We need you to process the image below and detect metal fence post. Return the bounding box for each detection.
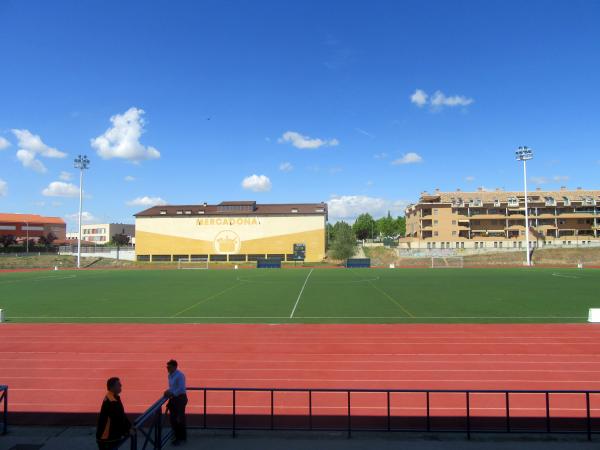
[270,390,274,430]
[203,389,207,429]
[154,407,161,450]
[387,391,391,431]
[309,390,313,430]
[586,392,592,441]
[466,392,471,440]
[505,391,510,433]
[232,390,236,438]
[347,391,351,438]
[426,391,430,432]
[545,392,551,433]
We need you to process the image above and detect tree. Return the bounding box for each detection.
[0,234,16,248]
[376,212,397,237]
[111,233,130,260]
[395,216,406,237]
[352,213,376,240]
[38,232,57,249]
[330,221,357,261]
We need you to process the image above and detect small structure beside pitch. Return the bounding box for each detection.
[588,309,600,323]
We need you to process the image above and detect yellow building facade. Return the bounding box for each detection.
[134,201,327,262]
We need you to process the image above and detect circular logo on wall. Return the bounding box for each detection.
[213,230,241,254]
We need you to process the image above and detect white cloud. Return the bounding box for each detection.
[553,175,569,182]
[329,166,343,174]
[0,179,7,196]
[430,90,474,107]
[355,128,375,138]
[42,181,80,197]
[11,129,66,173]
[465,176,475,182]
[91,107,160,162]
[373,152,388,159]
[241,174,272,192]
[328,195,407,222]
[278,131,339,149]
[126,196,167,207]
[279,162,294,172]
[392,152,423,165]
[124,175,136,182]
[410,89,428,107]
[531,176,549,185]
[0,136,10,150]
[410,89,474,109]
[65,211,97,225]
[59,171,72,181]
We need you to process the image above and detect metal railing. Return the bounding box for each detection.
[122,387,600,448]
[0,385,7,435]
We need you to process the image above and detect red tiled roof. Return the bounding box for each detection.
[0,213,66,225]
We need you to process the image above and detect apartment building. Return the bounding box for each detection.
[0,213,66,242]
[66,223,135,245]
[402,187,600,250]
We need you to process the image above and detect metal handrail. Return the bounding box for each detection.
[0,385,7,435]
[122,387,600,448]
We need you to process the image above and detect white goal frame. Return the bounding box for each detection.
[431,256,464,268]
[178,258,209,270]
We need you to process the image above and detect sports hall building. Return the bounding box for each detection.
[134,201,327,262]
[0,213,66,243]
[402,188,600,250]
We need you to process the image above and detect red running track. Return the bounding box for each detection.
[2,323,600,427]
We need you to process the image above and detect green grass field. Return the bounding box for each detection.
[0,267,598,323]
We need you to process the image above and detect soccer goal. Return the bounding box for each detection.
[431,256,464,268]
[178,258,209,270]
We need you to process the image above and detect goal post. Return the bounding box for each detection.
[431,256,464,268]
[177,257,209,270]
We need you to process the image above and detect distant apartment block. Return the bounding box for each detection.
[67,223,135,245]
[402,188,600,250]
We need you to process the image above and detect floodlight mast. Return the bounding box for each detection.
[515,146,533,266]
[74,155,90,269]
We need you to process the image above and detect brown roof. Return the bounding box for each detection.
[135,202,328,217]
[416,189,600,204]
[0,213,66,225]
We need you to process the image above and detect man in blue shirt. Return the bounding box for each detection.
[164,359,187,446]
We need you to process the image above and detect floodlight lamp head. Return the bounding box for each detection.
[74,154,90,170]
[515,146,533,161]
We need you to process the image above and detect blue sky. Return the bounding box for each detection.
[0,0,599,229]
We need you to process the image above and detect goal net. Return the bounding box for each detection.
[178,258,209,270]
[431,256,464,268]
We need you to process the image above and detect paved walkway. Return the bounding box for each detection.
[0,427,595,450]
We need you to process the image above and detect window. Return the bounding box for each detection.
[431,242,436,248]
[433,209,438,215]
[434,220,438,225]
[452,220,457,225]
[185,210,192,215]
[291,208,299,213]
[475,242,478,249]
[499,242,502,248]
[545,196,556,206]
[508,197,519,207]
[315,208,325,213]
[563,197,571,206]
[160,210,167,215]
[494,242,498,248]
[461,242,465,249]
[176,210,183,215]
[433,231,439,236]
[452,231,457,236]
[197,210,205,214]
[494,199,500,207]
[0,225,17,230]
[456,242,460,248]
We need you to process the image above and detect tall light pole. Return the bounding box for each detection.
[516,146,533,266]
[74,155,90,269]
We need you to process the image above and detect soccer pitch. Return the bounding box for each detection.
[0,267,598,323]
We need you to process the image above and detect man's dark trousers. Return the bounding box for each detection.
[168,394,188,441]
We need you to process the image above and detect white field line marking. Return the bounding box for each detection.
[552,272,581,279]
[171,283,242,317]
[0,275,76,284]
[289,268,313,318]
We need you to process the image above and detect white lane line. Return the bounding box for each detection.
[5,315,586,319]
[290,268,314,319]
[0,275,76,284]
